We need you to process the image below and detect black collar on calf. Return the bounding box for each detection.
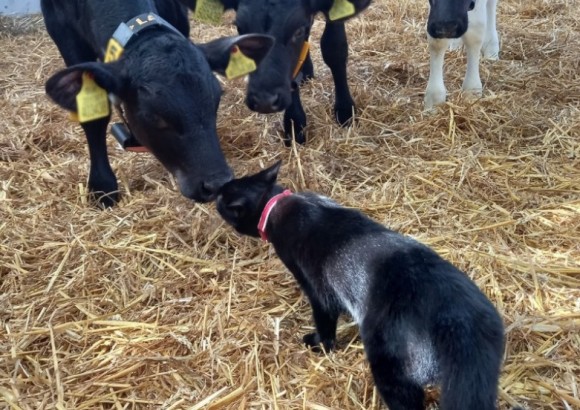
[104,13,184,63]
[105,13,185,153]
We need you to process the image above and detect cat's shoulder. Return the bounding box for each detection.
[295,192,341,208]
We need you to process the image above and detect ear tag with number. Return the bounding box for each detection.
[225,46,257,79]
[328,0,356,21]
[195,0,225,24]
[104,38,124,63]
[76,72,110,123]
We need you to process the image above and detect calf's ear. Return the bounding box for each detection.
[199,34,275,77]
[45,62,122,112]
[254,160,282,186]
[305,0,372,21]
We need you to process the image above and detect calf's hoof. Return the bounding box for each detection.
[91,191,120,208]
[482,43,500,60]
[283,127,306,147]
[461,85,483,98]
[334,100,355,127]
[424,88,447,110]
[283,115,307,146]
[88,178,119,208]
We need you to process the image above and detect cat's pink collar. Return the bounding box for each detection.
[258,189,292,242]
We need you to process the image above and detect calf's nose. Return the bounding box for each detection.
[198,181,222,202]
[197,172,233,203]
[429,21,462,38]
[247,91,284,114]
[178,170,233,203]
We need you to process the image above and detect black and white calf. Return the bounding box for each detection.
[42,0,273,207]
[425,0,499,109]
[186,0,372,145]
[216,162,514,410]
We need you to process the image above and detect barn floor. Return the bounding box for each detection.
[1,0,579,409]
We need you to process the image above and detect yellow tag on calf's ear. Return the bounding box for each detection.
[104,38,124,63]
[195,0,224,25]
[328,0,356,21]
[76,72,110,123]
[225,46,257,79]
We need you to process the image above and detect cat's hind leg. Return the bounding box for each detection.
[361,322,425,410]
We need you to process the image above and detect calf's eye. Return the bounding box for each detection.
[292,26,306,43]
[153,115,170,130]
[468,1,475,10]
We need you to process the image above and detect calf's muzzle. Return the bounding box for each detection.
[177,168,233,203]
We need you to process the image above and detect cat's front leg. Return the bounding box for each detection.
[279,259,339,352]
[303,297,339,352]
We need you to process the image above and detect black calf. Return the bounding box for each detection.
[189,0,371,145]
[42,0,273,207]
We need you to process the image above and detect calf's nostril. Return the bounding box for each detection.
[199,177,230,202]
[200,182,217,199]
[433,22,460,38]
[269,93,281,110]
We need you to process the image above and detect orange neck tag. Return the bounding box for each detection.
[292,41,310,79]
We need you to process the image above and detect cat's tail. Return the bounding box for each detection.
[435,310,505,410]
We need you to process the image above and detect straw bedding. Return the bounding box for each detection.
[0,0,578,408]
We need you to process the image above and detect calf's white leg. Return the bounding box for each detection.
[425,36,449,109]
[461,0,487,94]
[482,0,499,59]
[448,38,463,51]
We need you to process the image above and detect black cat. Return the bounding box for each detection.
[216,161,510,410]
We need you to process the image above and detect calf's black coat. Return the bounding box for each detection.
[42,0,273,206]
[186,0,371,145]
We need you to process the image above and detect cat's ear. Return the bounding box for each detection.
[255,160,282,185]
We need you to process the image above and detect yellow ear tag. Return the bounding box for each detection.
[328,0,356,21]
[76,72,110,123]
[225,46,257,80]
[195,0,224,24]
[104,37,124,63]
